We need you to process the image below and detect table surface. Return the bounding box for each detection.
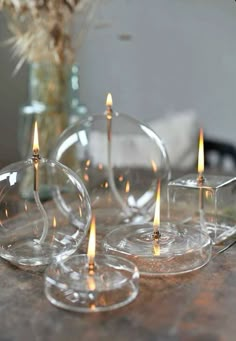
[0,234,235,341]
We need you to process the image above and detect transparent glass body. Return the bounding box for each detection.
[0,158,91,270]
[168,174,236,244]
[52,113,171,228]
[45,254,139,312]
[19,63,87,159]
[104,223,212,276]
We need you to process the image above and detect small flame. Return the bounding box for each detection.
[24,202,28,212]
[205,190,212,200]
[87,215,96,270]
[84,174,89,182]
[198,128,204,175]
[53,216,56,228]
[118,175,124,182]
[33,121,39,155]
[153,241,160,256]
[106,93,113,107]
[151,160,158,173]
[85,160,91,167]
[153,180,161,232]
[5,208,8,218]
[104,181,109,189]
[125,181,130,193]
[98,163,103,170]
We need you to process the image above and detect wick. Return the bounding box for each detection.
[106,106,112,142]
[32,151,40,192]
[197,174,205,185]
[31,151,49,244]
[106,106,132,217]
[88,262,95,274]
[152,230,161,241]
[88,261,97,277]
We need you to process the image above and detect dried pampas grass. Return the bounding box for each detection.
[0,0,97,70]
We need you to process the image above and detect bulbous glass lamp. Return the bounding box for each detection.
[0,157,91,270]
[52,95,171,228]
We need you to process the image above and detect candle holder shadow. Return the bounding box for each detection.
[103,223,212,276]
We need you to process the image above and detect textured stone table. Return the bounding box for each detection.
[0,240,235,341]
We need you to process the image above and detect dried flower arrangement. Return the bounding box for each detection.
[0,0,98,196]
[0,0,96,70]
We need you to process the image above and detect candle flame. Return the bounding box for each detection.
[106,93,113,107]
[153,180,161,232]
[5,208,8,218]
[205,190,212,199]
[33,121,39,155]
[104,181,109,188]
[87,215,96,270]
[53,216,56,228]
[125,181,130,193]
[198,128,204,175]
[84,174,89,182]
[98,163,103,170]
[85,160,91,167]
[151,160,158,173]
[79,206,82,217]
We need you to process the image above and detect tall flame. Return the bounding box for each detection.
[151,160,158,173]
[53,216,57,228]
[87,215,96,270]
[153,180,161,232]
[106,93,113,107]
[33,121,39,155]
[125,181,130,193]
[198,128,204,175]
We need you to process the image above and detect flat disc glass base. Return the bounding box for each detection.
[104,223,212,276]
[0,233,78,271]
[44,254,139,312]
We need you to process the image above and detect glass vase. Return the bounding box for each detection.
[18,62,87,200]
[18,62,87,159]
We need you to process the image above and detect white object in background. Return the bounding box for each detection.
[149,111,199,170]
[89,111,199,171]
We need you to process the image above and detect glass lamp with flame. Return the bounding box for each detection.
[168,129,236,244]
[45,215,139,312]
[51,93,171,229]
[0,122,91,270]
[104,180,212,276]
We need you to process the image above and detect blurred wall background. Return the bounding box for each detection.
[0,0,236,164]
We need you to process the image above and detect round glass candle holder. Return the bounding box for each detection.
[44,254,139,312]
[103,223,212,276]
[51,113,171,229]
[0,158,91,270]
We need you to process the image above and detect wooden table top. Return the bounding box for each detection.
[0,235,235,341]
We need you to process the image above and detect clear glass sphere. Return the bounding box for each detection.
[0,158,91,270]
[52,112,171,228]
